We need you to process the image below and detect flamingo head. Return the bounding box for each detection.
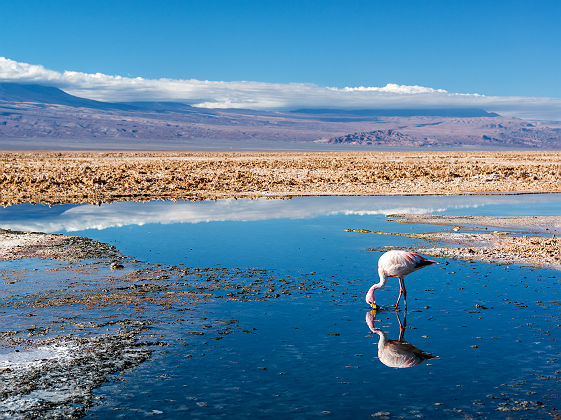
[365,287,379,309]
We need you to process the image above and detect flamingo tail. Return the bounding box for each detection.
[416,258,437,268]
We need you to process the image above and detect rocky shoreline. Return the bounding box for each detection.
[0,228,118,262]
[348,214,561,270]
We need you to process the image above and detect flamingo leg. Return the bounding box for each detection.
[395,291,402,308]
[395,277,404,308]
[400,277,408,312]
[395,277,408,309]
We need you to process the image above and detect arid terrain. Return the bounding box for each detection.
[1,150,561,207]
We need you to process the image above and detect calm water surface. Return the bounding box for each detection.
[1,195,560,418]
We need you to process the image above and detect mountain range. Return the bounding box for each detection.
[1,82,560,149]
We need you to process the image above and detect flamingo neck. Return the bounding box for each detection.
[365,273,388,304]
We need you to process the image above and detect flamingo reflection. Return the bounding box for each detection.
[366,310,436,368]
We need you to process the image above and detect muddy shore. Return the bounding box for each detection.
[0,228,118,262]
[2,151,561,206]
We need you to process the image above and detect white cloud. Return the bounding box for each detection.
[1,57,561,120]
[337,83,449,94]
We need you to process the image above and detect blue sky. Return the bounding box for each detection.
[2,0,560,98]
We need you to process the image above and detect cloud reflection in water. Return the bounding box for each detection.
[0,195,557,233]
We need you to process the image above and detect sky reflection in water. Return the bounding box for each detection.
[1,194,561,233]
[1,195,560,418]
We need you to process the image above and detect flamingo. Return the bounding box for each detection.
[365,310,435,368]
[365,250,437,309]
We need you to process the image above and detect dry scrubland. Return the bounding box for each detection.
[1,151,561,206]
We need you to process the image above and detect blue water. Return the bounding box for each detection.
[1,195,560,418]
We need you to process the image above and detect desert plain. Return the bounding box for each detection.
[1,150,561,207]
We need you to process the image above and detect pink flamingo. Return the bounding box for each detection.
[365,250,437,309]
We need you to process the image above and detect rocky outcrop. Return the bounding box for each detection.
[326,129,430,146]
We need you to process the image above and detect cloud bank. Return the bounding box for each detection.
[1,57,561,120]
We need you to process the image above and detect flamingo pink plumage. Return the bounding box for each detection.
[365,250,437,309]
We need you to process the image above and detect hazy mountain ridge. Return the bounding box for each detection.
[0,82,135,111]
[1,82,560,148]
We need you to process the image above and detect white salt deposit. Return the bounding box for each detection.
[0,343,76,370]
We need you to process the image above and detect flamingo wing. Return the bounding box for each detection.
[403,251,437,269]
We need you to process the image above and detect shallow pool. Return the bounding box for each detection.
[1,195,560,418]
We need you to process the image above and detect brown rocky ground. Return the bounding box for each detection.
[1,150,561,206]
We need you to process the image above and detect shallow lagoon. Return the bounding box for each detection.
[1,195,560,418]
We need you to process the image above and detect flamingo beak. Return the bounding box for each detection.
[370,302,379,310]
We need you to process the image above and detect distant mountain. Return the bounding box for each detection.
[0,82,135,110]
[0,82,560,149]
[114,101,200,113]
[0,83,211,114]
